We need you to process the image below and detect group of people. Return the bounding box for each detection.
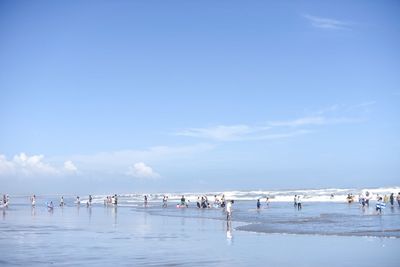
[356,192,400,213]
[28,194,95,209]
[104,195,118,206]
[381,192,400,207]
[171,194,234,220]
[195,194,227,209]
[256,197,270,209]
[4,191,400,219]
[357,192,371,206]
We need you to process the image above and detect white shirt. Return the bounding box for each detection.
[226,202,232,213]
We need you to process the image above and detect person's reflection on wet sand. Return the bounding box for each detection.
[226,220,233,244]
[112,206,117,227]
[87,206,92,223]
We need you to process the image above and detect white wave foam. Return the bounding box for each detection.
[91,187,400,203]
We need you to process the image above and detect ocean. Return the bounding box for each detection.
[1,187,399,266]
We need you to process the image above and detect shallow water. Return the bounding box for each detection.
[1,196,400,266]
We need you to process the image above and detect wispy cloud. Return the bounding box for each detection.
[176,125,270,141]
[269,116,363,127]
[176,102,370,142]
[176,125,309,141]
[254,130,312,140]
[303,14,351,30]
[269,116,326,127]
[346,101,376,111]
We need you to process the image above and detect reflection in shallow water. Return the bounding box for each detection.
[87,206,92,223]
[112,206,117,227]
[226,221,233,244]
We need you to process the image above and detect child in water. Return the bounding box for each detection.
[376,197,385,214]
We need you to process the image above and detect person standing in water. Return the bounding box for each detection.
[76,196,80,206]
[226,200,234,220]
[144,195,148,206]
[383,195,389,203]
[396,193,400,207]
[389,193,394,206]
[88,195,92,206]
[365,191,370,206]
[162,195,168,208]
[47,201,54,210]
[196,196,201,208]
[2,194,9,208]
[257,199,261,209]
[297,195,302,210]
[214,195,220,206]
[60,196,65,207]
[31,195,36,207]
[293,195,297,208]
[114,194,118,205]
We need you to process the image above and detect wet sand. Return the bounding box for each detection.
[1,201,399,266]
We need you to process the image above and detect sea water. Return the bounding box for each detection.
[1,191,400,266]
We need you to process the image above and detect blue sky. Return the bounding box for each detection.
[0,0,399,194]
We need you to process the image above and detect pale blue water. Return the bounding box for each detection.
[1,196,399,266]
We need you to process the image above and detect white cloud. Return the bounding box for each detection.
[64,160,78,173]
[69,143,214,172]
[12,153,59,176]
[0,153,78,177]
[303,14,351,30]
[1,145,212,179]
[126,162,160,179]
